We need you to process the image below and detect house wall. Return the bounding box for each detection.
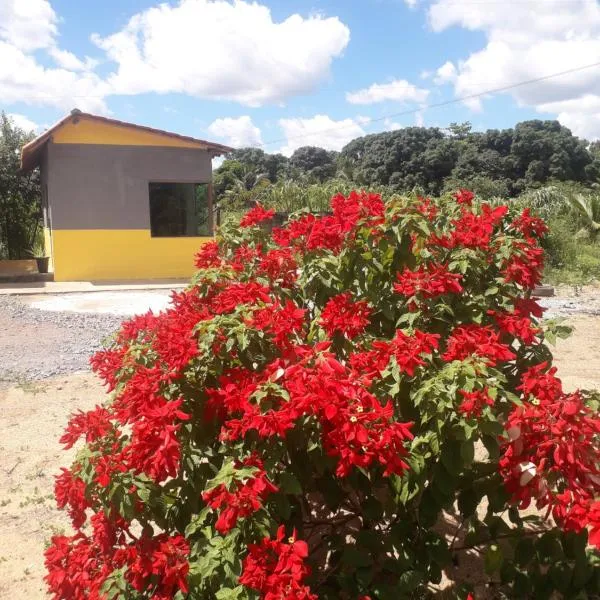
[46,142,213,281]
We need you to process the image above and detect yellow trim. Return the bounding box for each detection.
[52,117,206,149]
[52,230,209,281]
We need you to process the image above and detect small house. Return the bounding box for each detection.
[20,109,232,281]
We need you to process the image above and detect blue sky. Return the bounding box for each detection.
[2,0,600,155]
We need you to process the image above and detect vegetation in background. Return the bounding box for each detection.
[216,121,600,285]
[0,112,41,259]
[215,120,600,201]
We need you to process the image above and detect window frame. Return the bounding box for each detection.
[147,180,214,238]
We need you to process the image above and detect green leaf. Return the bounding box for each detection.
[396,569,424,593]
[458,487,478,518]
[460,440,475,466]
[485,544,504,574]
[514,537,535,567]
[278,472,302,495]
[215,585,247,600]
[342,546,373,568]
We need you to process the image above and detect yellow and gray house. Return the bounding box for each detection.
[20,109,232,282]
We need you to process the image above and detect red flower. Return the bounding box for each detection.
[202,460,278,533]
[240,526,316,600]
[453,189,475,205]
[430,204,508,250]
[258,247,298,287]
[510,208,548,239]
[115,534,190,597]
[394,263,463,299]
[320,292,372,339]
[60,406,113,449]
[415,196,438,220]
[517,362,562,404]
[55,468,89,529]
[488,309,540,344]
[44,533,111,600]
[458,388,494,418]
[194,239,222,268]
[502,241,544,288]
[240,204,275,228]
[443,324,515,366]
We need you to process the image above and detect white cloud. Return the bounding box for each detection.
[0,40,109,112]
[0,0,349,117]
[0,0,108,112]
[48,47,98,71]
[384,118,402,131]
[433,60,456,85]
[278,114,366,156]
[346,78,430,104]
[0,0,57,51]
[208,116,263,147]
[7,112,39,132]
[427,0,600,138]
[92,0,350,107]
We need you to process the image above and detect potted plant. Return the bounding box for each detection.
[25,238,50,273]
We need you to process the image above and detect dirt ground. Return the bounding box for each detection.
[0,312,599,598]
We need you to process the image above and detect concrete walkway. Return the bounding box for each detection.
[0,279,188,295]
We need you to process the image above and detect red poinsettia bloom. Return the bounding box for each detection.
[394,263,463,299]
[240,204,275,228]
[442,324,515,366]
[458,388,494,418]
[202,460,278,533]
[240,526,316,600]
[453,189,475,205]
[320,292,372,339]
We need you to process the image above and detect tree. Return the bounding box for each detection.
[0,112,41,259]
[288,146,337,182]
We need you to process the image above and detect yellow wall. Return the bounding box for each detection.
[43,226,54,272]
[52,117,206,149]
[52,230,209,281]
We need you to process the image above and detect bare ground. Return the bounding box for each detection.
[0,307,599,598]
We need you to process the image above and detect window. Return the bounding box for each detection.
[149,182,212,237]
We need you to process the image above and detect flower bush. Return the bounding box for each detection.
[46,190,600,599]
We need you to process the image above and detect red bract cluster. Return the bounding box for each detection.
[500,363,600,543]
[202,460,278,533]
[240,527,316,600]
[273,190,384,252]
[319,292,372,338]
[458,388,494,418]
[46,189,600,599]
[430,204,508,249]
[394,263,463,299]
[442,324,516,366]
[240,203,276,228]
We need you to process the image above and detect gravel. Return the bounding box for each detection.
[0,295,123,384]
[1,285,599,386]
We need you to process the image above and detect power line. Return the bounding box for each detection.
[260,61,600,147]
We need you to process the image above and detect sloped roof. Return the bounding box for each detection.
[20,109,233,171]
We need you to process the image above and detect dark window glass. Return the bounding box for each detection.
[149,182,211,237]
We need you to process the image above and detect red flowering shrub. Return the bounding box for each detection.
[47,190,600,599]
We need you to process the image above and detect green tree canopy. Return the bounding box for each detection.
[0,112,41,259]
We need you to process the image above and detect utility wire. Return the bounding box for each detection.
[260,61,600,147]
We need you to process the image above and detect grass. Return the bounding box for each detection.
[544,240,600,285]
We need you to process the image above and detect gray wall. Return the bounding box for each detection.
[46,143,213,230]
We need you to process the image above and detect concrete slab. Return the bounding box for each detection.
[23,290,174,315]
[0,279,188,295]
